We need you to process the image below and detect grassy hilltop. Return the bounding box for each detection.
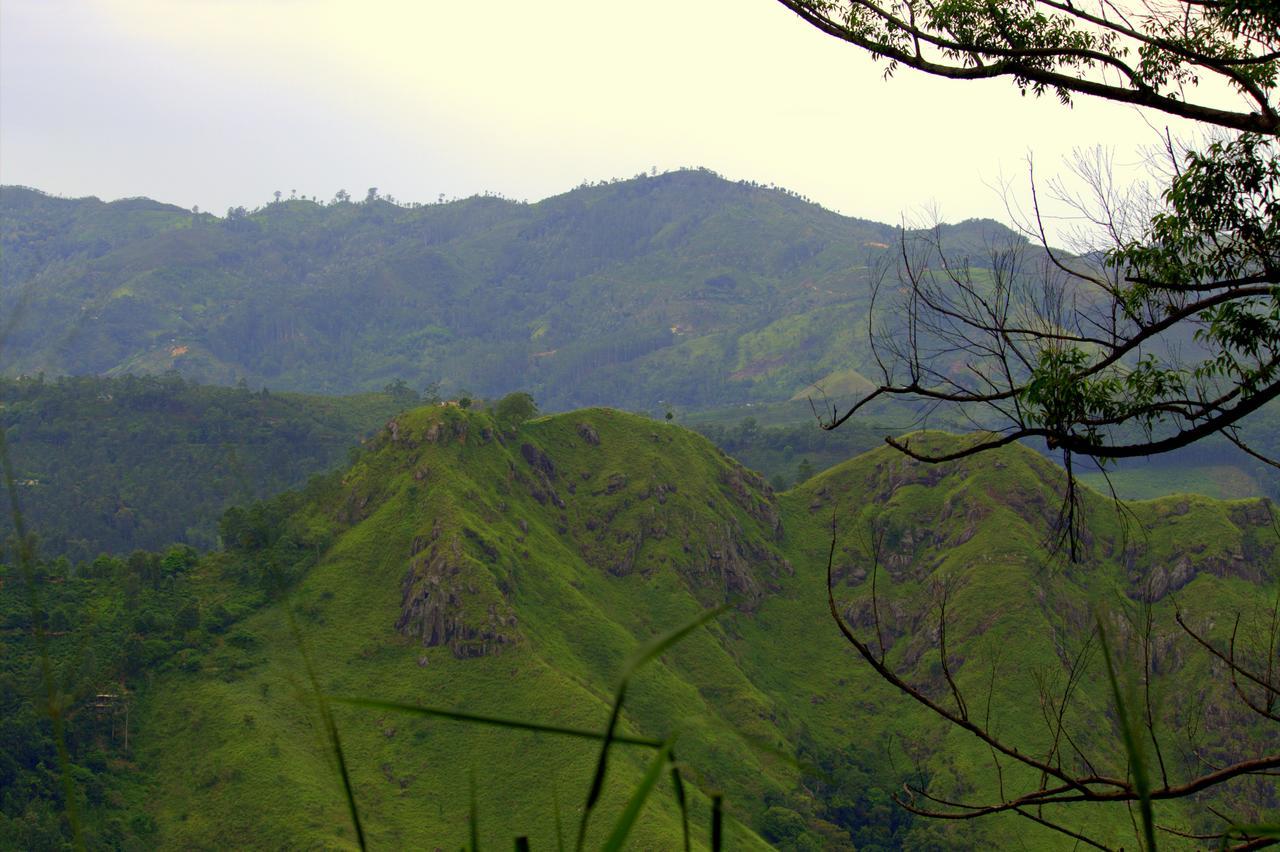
[3,405,1277,849]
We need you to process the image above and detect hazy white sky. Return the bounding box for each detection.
[1,0,1201,226]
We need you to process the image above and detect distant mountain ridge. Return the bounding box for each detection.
[0,172,1028,411]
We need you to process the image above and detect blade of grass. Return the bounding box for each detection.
[600,737,675,852]
[330,696,663,748]
[553,783,566,852]
[287,611,366,851]
[469,767,479,852]
[576,602,733,850]
[711,792,723,852]
[1097,615,1156,852]
[1220,823,1280,850]
[670,755,690,852]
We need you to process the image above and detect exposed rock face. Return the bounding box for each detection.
[337,491,373,524]
[576,422,600,445]
[519,442,565,508]
[520,443,557,480]
[1230,500,1275,528]
[396,531,519,658]
[720,464,783,541]
[423,416,470,445]
[1119,498,1277,602]
[842,596,925,658]
[1128,538,1274,602]
[702,524,764,603]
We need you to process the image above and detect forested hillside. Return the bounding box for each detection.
[0,173,1021,410]
[4,406,1274,849]
[0,374,408,560]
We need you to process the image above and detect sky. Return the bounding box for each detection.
[0,0,1209,229]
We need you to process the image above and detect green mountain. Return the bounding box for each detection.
[0,373,409,560]
[9,175,1275,504]
[0,174,1020,410]
[5,406,1275,849]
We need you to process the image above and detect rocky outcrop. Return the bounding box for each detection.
[576,422,600,446]
[337,490,373,524]
[420,414,476,446]
[720,464,783,541]
[520,442,557,480]
[842,596,926,658]
[1125,499,1276,602]
[396,531,519,658]
[519,442,566,508]
[681,518,792,609]
[1128,541,1271,602]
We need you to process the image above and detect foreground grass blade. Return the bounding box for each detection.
[711,793,723,851]
[577,603,733,850]
[330,696,663,748]
[288,613,366,850]
[1221,824,1280,849]
[670,756,690,852]
[600,738,675,852]
[1097,616,1156,852]
[553,784,566,852]
[469,768,480,852]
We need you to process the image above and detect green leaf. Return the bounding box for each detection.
[288,613,366,851]
[1097,615,1156,852]
[599,737,675,852]
[329,697,663,748]
[577,602,733,850]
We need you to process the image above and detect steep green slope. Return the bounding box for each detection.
[779,436,1279,847]
[0,373,408,559]
[122,409,1280,844]
[128,406,800,849]
[5,407,1275,849]
[1,173,1023,411]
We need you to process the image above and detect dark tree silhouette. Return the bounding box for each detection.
[778,0,1278,484]
[824,515,1279,849]
[780,2,1280,846]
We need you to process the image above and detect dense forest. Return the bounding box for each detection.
[0,374,408,560]
[0,468,342,849]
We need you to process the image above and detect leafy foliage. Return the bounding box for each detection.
[778,1,1278,132]
[0,373,402,559]
[782,2,1279,574]
[0,543,265,849]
